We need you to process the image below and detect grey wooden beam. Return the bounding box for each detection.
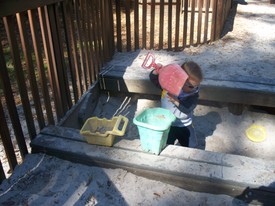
[99,66,275,115]
[31,132,275,204]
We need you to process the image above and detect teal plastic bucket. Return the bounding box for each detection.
[133,108,176,155]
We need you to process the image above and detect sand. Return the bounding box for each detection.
[0,0,274,205]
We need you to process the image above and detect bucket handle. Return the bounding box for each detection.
[111,115,129,136]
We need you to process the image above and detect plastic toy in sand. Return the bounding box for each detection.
[245,124,267,142]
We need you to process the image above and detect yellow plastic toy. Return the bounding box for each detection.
[80,115,129,146]
[245,124,266,142]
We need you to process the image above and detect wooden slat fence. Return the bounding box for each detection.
[0,0,114,182]
[0,0,232,182]
[114,0,232,51]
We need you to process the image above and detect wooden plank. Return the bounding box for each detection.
[69,0,83,96]
[203,0,210,43]
[158,0,164,50]
[189,0,195,45]
[54,3,73,109]
[45,5,67,119]
[199,81,275,107]
[0,160,6,183]
[142,0,147,48]
[98,0,112,62]
[39,6,63,120]
[215,0,223,39]
[134,0,140,49]
[3,16,37,139]
[94,0,104,63]
[158,0,164,49]
[74,1,88,91]
[99,65,159,94]
[210,0,218,41]
[85,0,97,83]
[167,0,172,49]
[125,0,132,51]
[115,0,122,52]
[174,0,180,50]
[197,0,203,44]
[106,0,115,59]
[99,0,106,66]
[0,33,28,158]
[63,1,79,100]
[30,134,275,202]
[102,77,161,94]
[182,0,188,48]
[0,0,63,17]
[99,66,275,108]
[40,125,85,141]
[62,1,79,102]
[99,0,107,59]
[30,136,244,196]
[16,12,45,130]
[0,100,18,171]
[109,0,116,57]
[87,1,101,75]
[30,9,55,125]
[149,0,156,49]
[80,0,92,86]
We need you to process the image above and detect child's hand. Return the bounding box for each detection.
[167,93,179,107]
[152,69,159,75]
[152,63,162,75]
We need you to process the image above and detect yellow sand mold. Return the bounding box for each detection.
[245,124,266,142]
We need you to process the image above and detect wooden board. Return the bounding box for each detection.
[100,66,275,109]
[30,130,275,205]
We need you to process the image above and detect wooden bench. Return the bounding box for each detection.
[99,65,275,115]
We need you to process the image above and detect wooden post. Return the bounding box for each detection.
[0,160,6,184]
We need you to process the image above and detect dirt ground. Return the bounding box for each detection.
[0,0,275,205]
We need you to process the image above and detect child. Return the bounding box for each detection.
[149,61,203,148]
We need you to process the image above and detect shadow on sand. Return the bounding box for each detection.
[233,182,275,205]
[193,111,222,150]
[221,0,247,38]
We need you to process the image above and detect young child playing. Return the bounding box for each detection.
[149,61,203,148]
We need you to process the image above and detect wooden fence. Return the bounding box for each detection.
[114,0,232,51]
[0,0,114,182]
[0,0,232,182]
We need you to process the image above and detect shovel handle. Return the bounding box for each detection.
[141,52,160,70]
